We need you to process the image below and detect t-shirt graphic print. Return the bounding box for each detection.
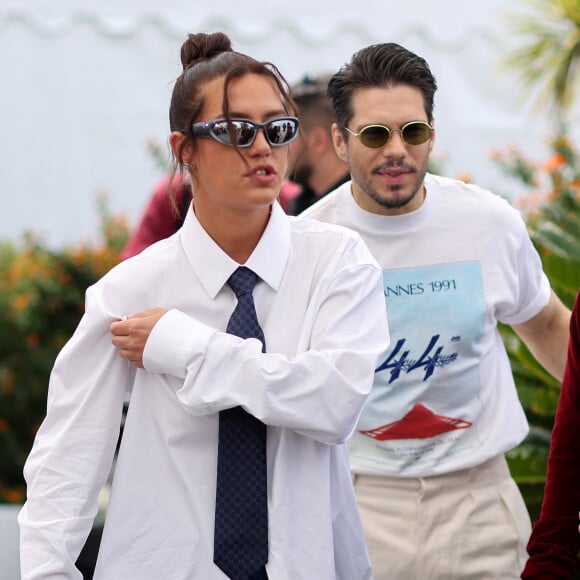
[350,261,486,475]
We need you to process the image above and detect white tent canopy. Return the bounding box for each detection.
[1,0,576,246]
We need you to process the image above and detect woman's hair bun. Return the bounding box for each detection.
[180,32,233,71]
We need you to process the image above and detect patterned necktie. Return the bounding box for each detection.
[213,266,268,580]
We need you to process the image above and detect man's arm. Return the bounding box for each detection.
[511,289,571,381]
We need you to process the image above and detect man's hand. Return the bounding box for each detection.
[110,308,168,368]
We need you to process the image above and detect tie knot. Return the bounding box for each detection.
[227,266,258,298]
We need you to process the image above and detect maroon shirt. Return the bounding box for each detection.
[122,175,188,259]
[522,290,580,578]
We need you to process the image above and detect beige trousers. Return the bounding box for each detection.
[352,455,531,580]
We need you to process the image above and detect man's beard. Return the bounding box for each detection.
[353,158,429,212]
[367,182,421,209]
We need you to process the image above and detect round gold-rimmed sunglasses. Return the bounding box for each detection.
[343,121,434,148]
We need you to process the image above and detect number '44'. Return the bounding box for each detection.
[375,335,458,383]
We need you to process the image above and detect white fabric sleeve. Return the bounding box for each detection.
[496,210,551,325]
[143,253,389,446]
[18,287,130,580]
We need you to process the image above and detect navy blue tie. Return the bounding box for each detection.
[213,267,268,580]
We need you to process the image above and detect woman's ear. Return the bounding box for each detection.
[169,131,192,167]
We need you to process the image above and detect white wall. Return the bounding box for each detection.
[1,0,577,247]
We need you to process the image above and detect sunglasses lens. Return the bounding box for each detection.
[359,126,391,148]
[402,122,432,145]
[355,122,432,148]
[266,119,299,146]
[211,121,256,146]
[232,121,256,146]
[210,119,298,147]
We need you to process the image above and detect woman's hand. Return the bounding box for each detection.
[110,308,168,368]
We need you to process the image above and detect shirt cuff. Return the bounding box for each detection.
[142,309,216,378]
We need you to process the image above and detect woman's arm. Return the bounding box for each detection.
[112,252,389,446]
[19,288,130,579]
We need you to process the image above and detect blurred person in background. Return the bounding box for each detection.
[286,74,350,215]
[122,173,191,259]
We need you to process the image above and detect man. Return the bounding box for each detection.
[286,74,350,215]
[302,42,571,579]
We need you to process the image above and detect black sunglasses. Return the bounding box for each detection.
[187,117,300,148]
[344,121,434,148]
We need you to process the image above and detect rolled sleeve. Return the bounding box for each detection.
[142,308,217,378]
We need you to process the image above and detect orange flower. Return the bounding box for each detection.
[515,191,548,214]
[455,173,472,184]
[542,153,566,173]
[13,293,32,313]
[58,272,72,285]
[1,486,25,504]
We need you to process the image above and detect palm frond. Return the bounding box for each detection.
[504,0,580,117]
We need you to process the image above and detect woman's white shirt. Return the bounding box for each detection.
[19,202,389,580]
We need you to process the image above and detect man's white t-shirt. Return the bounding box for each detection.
[303,173,550,478]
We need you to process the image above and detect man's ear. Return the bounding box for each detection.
[308,126,331,157]
[331,123,348,162]
[428,120,436,154]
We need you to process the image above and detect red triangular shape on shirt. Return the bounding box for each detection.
[359,403,472,441]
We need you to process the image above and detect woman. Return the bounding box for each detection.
[18,32,389,579]
[522,289,580,579]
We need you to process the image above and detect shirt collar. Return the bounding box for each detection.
[180,201,290,299]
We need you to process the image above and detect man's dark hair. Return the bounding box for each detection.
[328,43,438,132]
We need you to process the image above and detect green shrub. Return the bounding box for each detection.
[493,131,580,518]
[0,196,128,504]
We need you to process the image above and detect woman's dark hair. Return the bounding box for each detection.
[328,42,438,133]
[169,32,296,170]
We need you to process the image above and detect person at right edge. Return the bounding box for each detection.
[302,42,571,579]
[522,288,580,579]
